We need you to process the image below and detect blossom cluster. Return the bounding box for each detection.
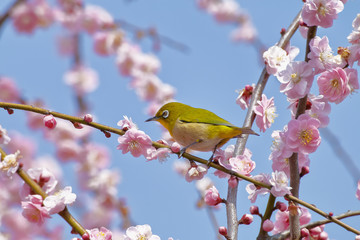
[197,0,257,43]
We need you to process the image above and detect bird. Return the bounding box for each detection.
[146,102,259,161]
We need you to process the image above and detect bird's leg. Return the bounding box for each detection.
[179,139,203,158]
[207,142,222,167]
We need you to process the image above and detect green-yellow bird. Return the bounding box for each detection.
[146,102,259,158]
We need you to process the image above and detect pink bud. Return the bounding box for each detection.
[249,205,259,215]
[262,219,274,232]
[72,121,83,129]
[301,228,310,237]
[171,142,181,153]
[275,201,287,212]
[204,186,222,206]
[355,235,360,240]
[83,114,93,123]
[228,176,238,188]
[218,226,227,236]
[318,231,328,240]
[43,114,57,129]
[300,166,310,177]
[309,226,322,236]
[102,130,111,138]
[82,232,90,240]
[239,214,253,225]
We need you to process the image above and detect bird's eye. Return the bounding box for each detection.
[162,110,169,119]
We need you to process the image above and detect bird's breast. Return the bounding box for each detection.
[171,120,227,152]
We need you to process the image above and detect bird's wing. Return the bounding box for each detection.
[178,108,237,128]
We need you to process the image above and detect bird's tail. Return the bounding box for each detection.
[240,127,259,136]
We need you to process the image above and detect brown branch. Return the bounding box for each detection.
[1,148,87,237]
[0,0,25,32]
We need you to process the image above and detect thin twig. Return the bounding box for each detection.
[115,19,190,53]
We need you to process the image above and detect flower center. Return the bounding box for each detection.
[331,78,339,88]
[291,73,301,83]
[299,129,313,145]
[318,3,328,16]
[129,140,140,151]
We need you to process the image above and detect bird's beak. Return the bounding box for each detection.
[145,116,160,122]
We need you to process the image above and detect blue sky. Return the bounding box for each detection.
[0,0,360,239]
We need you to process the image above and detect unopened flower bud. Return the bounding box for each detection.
[43,115,57,129]
[239,214,253,225]
[262,219,274,232]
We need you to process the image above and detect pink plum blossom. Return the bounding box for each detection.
[81,5,114,35]
[301,0,344,28]
[87,169,120,197]
[93,31,123,56]
[286,114,321,154]
[317,67,350,104]
[273,207,311,234]
[236,84,254,110]
[277,61,314,99]
[254,94,277,132]
[0,124,11,145]
[116,42,161,76]
[356,180,360,200]
[56,139,82,161]
[87,227,112,240]
[246,173,271,203]
[204,186,222,206]
[0,77,20,102]
[228,154,256,176]
[272,151,310,178]
[11,2,38,34]
[195,177,214,196]
[131,72,175,103]
[43,115,57,129]
[121,224,160,240]
[269,170,292,197]
[57,0,82,14]
[270,128,311,177]
[231,22,258,43]
[20,167,58,199]
[185,163,208,182]
[21,195,51,226]
[345,68,359,93]
[308,36,345,74]
[146,147,171,162]
[43,186,76,214]
[269,128,292,163]
[173,160,191,177]
[117,128,153,158]
[348,14,360,44]
[32,0,55,28]
[64,65,99,95]
[288,94,331,128]
[347,44,360,67]
[263,46,290,76]
[6,132,37,165]
[117,116,138,131]
[0,150,20,177]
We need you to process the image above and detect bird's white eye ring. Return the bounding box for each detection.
[162,110,169,119]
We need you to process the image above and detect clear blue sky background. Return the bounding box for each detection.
[0,0,359,239]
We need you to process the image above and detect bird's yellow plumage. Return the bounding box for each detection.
[146,102,259,156]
